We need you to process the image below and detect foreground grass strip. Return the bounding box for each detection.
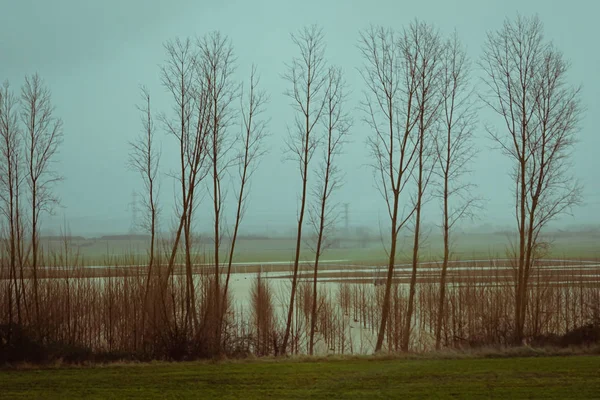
[1,355,599,399]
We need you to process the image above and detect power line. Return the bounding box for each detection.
[127,191,139,234]
[344,203,349,232]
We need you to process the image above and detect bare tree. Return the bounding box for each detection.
[128,86,161,343]
[21,74,63,330]
[282,25,328,353]
[160,37,213,334]
[358,25,420,352]
[222,65,269,326]
[160,37,196,330]
[480,15,582,343]
[0,81,23,327]
[197,31,238,350]
[308,66,350,355]
[400,21,443,352]
[434,33,478,350]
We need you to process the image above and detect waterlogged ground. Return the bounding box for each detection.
[15,257,600,282]
[3,258,598,354]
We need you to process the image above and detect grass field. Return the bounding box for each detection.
[1,355,599,399]
[39,230,600,266]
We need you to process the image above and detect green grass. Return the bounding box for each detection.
[40,231,600,266]
[2,355,599,399]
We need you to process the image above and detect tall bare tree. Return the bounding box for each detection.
[400,21,443,352]
[128,86,161,342]
[222,65,269,326]
[282,25,328,353]
[197,31,238,350]
[434,33,478,349]
[21,74,63,330]
[358,25,420,352]
[160,37,195,329]
[160,37,212,334]
[480,15,582,343]
[308,66,350,355]
[0,81,23,327]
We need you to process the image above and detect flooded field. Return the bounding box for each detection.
[2,257,598,355]
[17,257,600,286]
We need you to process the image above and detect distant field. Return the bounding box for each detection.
[39,230,600,266]
[1,355,599,399]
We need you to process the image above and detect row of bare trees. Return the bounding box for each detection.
[1,75,63,338]
[129,26,354,356]
[358,22,478,352]
[280,26,352,354]
[125,15,583,355]
[129,26,353,356]
[1,13,585,358]
[127,32,269,356]
[359,15,582,352]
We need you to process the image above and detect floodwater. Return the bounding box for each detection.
[4,258,598,354]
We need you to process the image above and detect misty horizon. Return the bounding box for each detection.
[2,0,599,238]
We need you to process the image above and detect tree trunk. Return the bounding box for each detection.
[375,200,399,352]
[435,170,450,350]
[31,185,40,332]
[282,163,308,353]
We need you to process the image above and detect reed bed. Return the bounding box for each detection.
[1,247,598,362]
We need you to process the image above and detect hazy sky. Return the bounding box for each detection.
[1,0,598,236]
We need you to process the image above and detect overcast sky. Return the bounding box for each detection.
[1,0,598,236]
